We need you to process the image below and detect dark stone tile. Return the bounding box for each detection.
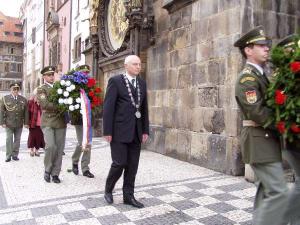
[97,213,130,225]
[63,210,94,222]
[31,205,60,217]
[185,182,209,190]
[206,202,237,213]
[146,188,173,197]
[218,182,253,192]
[80,197,107,209]
[169,199,200,210]
[198,214,236,225]
[179,191,204,199]
[212,193,239,201]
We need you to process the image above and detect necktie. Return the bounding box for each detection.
[131,79,136,88]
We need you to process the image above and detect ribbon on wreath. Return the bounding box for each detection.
[80,89,92,151]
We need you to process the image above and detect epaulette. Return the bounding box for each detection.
[242,67,252,75]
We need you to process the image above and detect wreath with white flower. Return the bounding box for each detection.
[49,69,102,122]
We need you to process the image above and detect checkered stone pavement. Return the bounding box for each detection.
[0,127,256,224]
[0,175,255,225]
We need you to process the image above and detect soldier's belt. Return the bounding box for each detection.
[242,120,259,127]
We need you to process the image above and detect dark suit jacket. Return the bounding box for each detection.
[103,74,149,143]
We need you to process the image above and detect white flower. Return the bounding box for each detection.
[75,104,80,109]
[69,105,75,111]
[66,87,72,92]
[76,98,81,103]
[65,80,71,86]
[63,91,69,97]
[80,109,83,114]
[70,84,76,90]
[67,97,73,105]
[60,80,66,86]
[57,88,63,94]
[63,99,68,104]
[58,98,64,104]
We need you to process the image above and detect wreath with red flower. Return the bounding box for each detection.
[266,33,300,142]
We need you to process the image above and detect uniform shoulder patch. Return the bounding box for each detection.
[245,90,257,104]
[242,67,252,75]
[240,76,256,83]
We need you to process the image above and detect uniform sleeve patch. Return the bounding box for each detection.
[240,76,256,83]
[245,90,257,104]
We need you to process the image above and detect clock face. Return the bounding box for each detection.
[107,0,129,50]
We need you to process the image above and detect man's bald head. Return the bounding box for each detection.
[124,55,141,76]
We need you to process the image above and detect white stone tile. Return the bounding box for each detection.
[0,210,32,224]
[134,191,153,199]
[123,204,177,221]
[191,196,220,206]
[157,193,185,203]
[176,220,205,225]
[166,185,193,193]
[229,188,256,199]
[222,210,252,223]
[35,214,67,225]
[57,202,86,213]
[225,199,253,209]
[183,206,217,219]
[197,188,225,195]
[68,218,102,225]
[88,206,120,217]
[204,178,242,187]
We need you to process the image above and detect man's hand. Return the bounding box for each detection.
[2,124,6,128]
[104,135,112,143]
[142,134,149,144]
[24,125,29,128]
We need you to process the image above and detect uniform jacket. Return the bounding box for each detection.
[0,94,28,128]
[103,74,149,143]
[37,83,66,129]
[235,63,281,164]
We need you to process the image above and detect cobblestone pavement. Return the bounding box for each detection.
[0,126,255,225]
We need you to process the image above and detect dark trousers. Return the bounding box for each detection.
[105,132,141,197]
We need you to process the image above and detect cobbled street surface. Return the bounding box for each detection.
[0,126,255,225]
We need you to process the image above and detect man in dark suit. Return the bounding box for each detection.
[103,55,149,208]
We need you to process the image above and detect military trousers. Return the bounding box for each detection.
[5,127,22,158]
[72,125,91,173]
[282,150,300,225]
[251,162,289,225]
[42,127,66,176]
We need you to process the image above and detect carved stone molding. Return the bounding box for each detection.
[162,0,193,13]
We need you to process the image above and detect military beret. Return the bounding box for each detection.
[41,66,56,75]
[10,82,20,89]
[276,34,297,48]
[76,64,90,72]
[234,26,271,48]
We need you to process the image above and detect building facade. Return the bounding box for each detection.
[20,0,45,96]
[0,11,23,94]
[44,0,71,80]
[92,0,300,175]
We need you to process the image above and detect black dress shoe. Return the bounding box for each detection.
[52,176,61,183]
[5,157,11,162]
[123,196,144,208]
[12,156,19,161]
[83,170,94,178]
[72,164,79,175]
[104,192,113,204]
[44,172,50,183]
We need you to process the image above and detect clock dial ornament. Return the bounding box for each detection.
[107,0,129,50]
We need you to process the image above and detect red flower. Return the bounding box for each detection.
[276,121,286,134]
[87,78,96,87]
[95,87,102,93]
[291,123,300,133]
[275,90,287,105]
[290,61,300,73]
[92,96,98,102]
[88,91,95,97]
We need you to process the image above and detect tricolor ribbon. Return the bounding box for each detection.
[80,89,92,151]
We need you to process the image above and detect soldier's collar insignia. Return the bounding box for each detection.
[259,29,264,36]
[245,90,257,104]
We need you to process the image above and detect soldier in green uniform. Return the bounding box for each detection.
[70,64,94,178]
[275,34,300,225]
[37,66,67,183]
[234,26,289,225]
[0,83,29,162]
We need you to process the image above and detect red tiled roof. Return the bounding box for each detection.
[0,11,23,43]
